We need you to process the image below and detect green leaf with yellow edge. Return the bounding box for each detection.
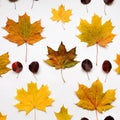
[55,105,72,120]
[0,112,7,120]
[3,13,44,61]
[77,14,115,65]
[114,54,120,74]
[76,79,116,120]
[15,82,54,115]
[0,52,10,77]
[44,42,79,82]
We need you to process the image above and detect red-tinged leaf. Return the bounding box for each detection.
[12,61,23,73]
[102,60,112,82]
[81,59,92,80]
[104,0,114,5]
[102,60,112,73]
[81,0,91,4]
[29,61,39,74]
[104,115,114,120]
[81,117,89,120]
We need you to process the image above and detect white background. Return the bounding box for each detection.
[0,0,120,120]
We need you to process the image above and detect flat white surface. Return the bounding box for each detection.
[0,0,120,120]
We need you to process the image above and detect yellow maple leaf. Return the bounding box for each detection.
[114,54,120,74]
[0,52,10,77]
[76,79,116,120]
[15,82,54,115]
[3,13,44,61]
[51,4,72,23]
[77,14,115,65]
[55,105,72,120]
[0,112,7,120]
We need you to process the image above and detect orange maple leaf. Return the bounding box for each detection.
[3,13,44,61]
[0,112,7,120]
[76,79,116,120]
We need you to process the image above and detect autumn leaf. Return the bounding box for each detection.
[76,79,116,120]
[114,54,120,74]
[15,82,54,120]
[77,14,115,65]
[0,52,11,77]
[0,112,7,120]
[51,4,72,29]
[44,42,79,82]
[3,13,44,62]
[55,105,72,120]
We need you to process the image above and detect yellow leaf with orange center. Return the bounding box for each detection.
[77,14,115,47]
[76,79,116,113]
[77,14,115,65]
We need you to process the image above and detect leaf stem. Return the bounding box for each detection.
[31,0,35,9]
[61,23,65,30]
[61,69,65,83]
[86,72,90,81]
[33,73,38,81]
[16,73,20,79]
[95,110,99,120]
[14,2,16,9]
[34,109,36,120]
[25,43,28,62]
[104,73,108,83]
[96,44,98,66]
[86,5,88,13]
[104,4,107,16]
